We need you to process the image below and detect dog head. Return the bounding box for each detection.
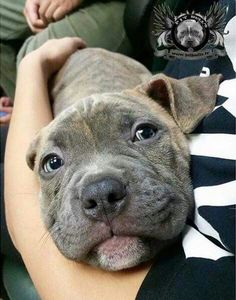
[27,73,221,270]
[177,20,204,48]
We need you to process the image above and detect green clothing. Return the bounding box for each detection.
[0,0,131,99]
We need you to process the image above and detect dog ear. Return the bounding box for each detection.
[139,74,222,133]
[26,131,42,170]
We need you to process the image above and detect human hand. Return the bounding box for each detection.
[38,0,81,24]
[24,0,82,32]
[24,0,46,33]
[0,97,13,124]
[20,37,86,79]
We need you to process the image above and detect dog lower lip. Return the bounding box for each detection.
[94,235,139,256]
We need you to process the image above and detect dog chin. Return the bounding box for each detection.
[86,236,153,271]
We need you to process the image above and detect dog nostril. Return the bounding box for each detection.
[107,187,126,203]
[108,193,119,203]
[84,199,97,209]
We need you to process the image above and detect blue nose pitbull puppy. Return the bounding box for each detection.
[26,48,221,271]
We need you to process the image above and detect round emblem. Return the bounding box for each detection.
[172,14,209,52]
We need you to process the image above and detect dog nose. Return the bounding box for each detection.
[81,177,127,221]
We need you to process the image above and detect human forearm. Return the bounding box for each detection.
[5,37,86,248]
[4,53,52,246]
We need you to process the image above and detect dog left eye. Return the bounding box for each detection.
[42,154,64,173]
[134,125,158,141]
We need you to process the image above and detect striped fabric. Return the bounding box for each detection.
[183,80,235,261]
[136,1,235,299]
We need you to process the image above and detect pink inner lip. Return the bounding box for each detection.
[94,235,138,256]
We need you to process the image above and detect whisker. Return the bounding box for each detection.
[38,229,51,248]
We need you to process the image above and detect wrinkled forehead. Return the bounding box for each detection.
[178,20,199,30]
[46,93,158,145]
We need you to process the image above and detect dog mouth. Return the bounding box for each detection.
[89,235,148,270]
[94,235,139,255]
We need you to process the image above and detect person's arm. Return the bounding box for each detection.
[4,37,151,300]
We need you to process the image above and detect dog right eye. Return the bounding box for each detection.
[42,154,64,173]
[135,126,157,141]
[132,123,158,142]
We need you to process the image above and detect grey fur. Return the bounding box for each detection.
[26,48,221,271]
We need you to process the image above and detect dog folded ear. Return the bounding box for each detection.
[140,74,222,133]
[26,132,42,170]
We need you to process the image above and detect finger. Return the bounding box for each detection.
[26,0,45,28]
[45,2,59,23]
[0,113,12,124]
[25,14,44,33]
[70,37,87,49]
[39,0,51,25]
[52,6,68,21]
[24,13,35,32]
[1,106,13,113]
[0,97,12,107]
[0,106,13,124]
[58,37,87,53]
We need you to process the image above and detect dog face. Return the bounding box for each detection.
[27,74,221,271]
[176,20,204,48]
